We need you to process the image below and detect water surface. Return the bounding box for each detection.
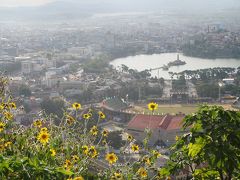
[111,53,240,78]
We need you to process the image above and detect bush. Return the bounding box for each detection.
[0,76,162,179]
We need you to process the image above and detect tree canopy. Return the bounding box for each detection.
[160,105,240,180]
[40,98,65,118]
[18,84,32,97]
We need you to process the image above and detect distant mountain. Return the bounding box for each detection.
[0,2,89,21]
[0,0,239,22]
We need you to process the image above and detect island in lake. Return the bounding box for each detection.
[168,54,186,67]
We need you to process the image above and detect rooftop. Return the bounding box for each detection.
[127,114,185,131]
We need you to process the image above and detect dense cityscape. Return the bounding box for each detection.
[0,0,240,179]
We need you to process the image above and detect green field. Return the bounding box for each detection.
[145,105,198,115]
[133,104,238,115]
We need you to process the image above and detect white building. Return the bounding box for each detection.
[222,78,235,85]
[21,61,33,74]
[45,71,57,87]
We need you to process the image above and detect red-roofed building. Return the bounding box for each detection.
[127,114,187,146]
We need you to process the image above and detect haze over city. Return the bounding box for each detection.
[0,0,239,179]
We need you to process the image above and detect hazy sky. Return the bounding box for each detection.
[0,0,239,9]
[0,0,54,6]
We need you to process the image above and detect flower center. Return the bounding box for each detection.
[42,134,47,139]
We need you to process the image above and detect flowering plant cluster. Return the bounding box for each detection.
[0,76,163,180]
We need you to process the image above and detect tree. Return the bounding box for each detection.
[107,131,126,149]
[83,55,110,73]
[160,106,240,179]
[23,102,31,113]
[159,77,165,86]
[69,63,80,73]
[121,64,129,73]
[196,83,219,98]
[223,84,240,96]
[40,98,65,119]
[18,84,31,97]
[0,62,21,74]
[46,53,52,60]
[139,70,151,79]
[119,83,139,101]
[172,75,187,91]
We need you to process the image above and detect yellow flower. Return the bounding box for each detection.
[175,135,179,141]
[90,126,98,136]
[142,156,151,166]
[0,104,4,110]
[0,144,5,151]
[127,134,133,142]
[83,113,90,120]
[88,113,92,118]
[102,139,107,145]
[74,176,84,180]
[0,122,6,132]
[148,102,158,111]
[9,102,16,109]
[82,145,89,155]
[37,131,49,145]
[50,149,56,156]
[102,129,109,137]
[64,159,72,169]
[98,111,106,119]
[72,102,81,110]
[66,115,75,125]
[131,144,139,152]
[72,155,79,162]
[112,172,123,179]
[41,127,48,132]
[33,120,42,128]
[4,111,13,120]
[151,150,161,158]
[137,167,147,178]
[105,152,118,164]
[88,146,98,158]
[1,103,9,109]
[4,141,12,147]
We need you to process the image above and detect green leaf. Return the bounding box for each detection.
[55,167,74,176]
[187,137,206,158]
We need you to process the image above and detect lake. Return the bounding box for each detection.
[110,53,240,79]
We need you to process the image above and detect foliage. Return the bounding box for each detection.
[0,62,21,74]
[18,84,32,97]
[196,83,219,98]
[160,105,240,180]
[172,75,187,91]
[106,131,126,149]
[0,76,162,179]
[83,56,110,73]
[118,83,139,101]
[69,63,81,73]
[145,85,163,97]
[182,38,240,59]
[23,102,32,113]
[223,84,240,97]
[40,98,65,119]
[178,67,236,82]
